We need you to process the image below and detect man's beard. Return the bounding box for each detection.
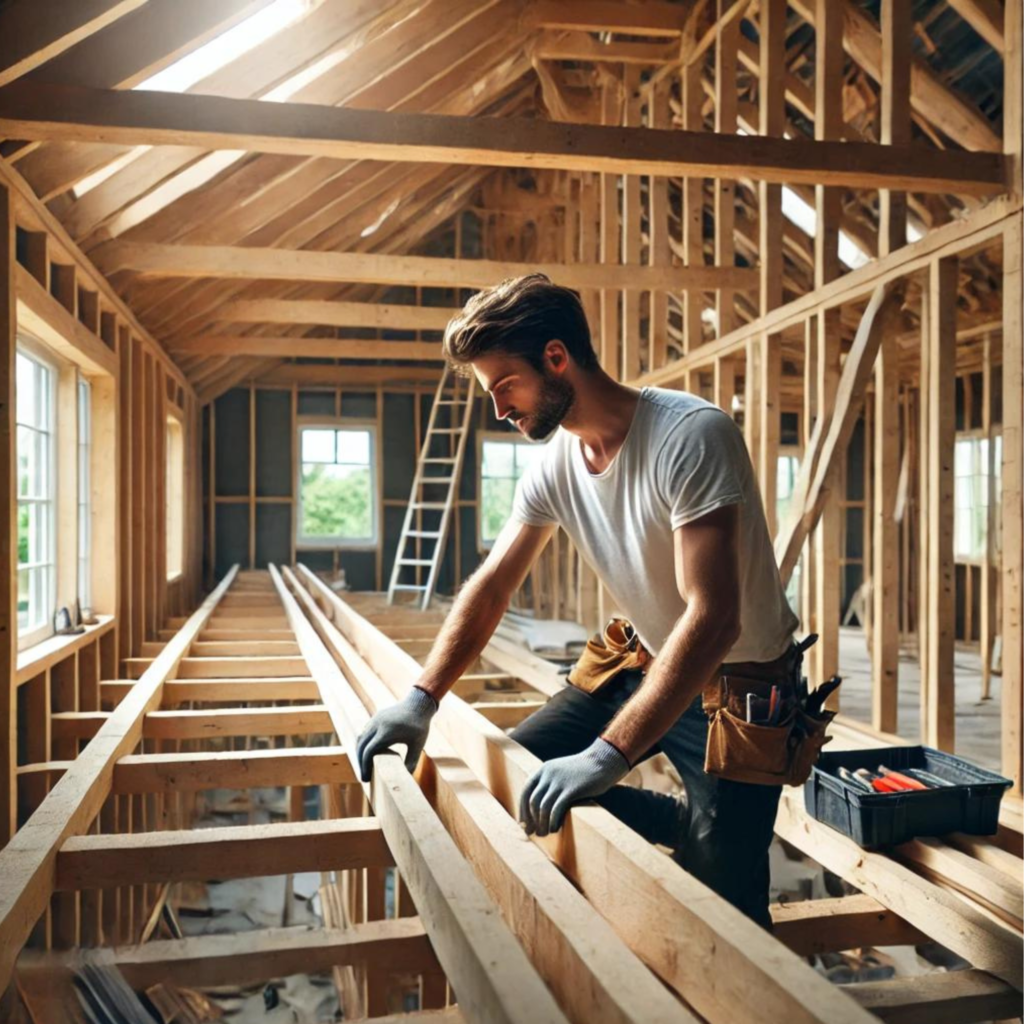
[514,371,575,441]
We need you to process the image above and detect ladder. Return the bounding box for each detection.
[387,365,476,609]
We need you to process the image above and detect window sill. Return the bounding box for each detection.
[16,614,115,687]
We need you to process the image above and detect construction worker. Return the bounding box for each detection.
[357,273,800,927]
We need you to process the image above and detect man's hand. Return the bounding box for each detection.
[519,738,629,837]
[356,687,438,782]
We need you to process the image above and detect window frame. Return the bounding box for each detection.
[476,430,546,552]
[295,419,379,550]
[16,338,58,650]
[953,427,1002,566]
[77,373,92,614]
[165,410,186,581]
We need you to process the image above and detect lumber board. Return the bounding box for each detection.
[0,82,1007,195]
[91,241,751,292]
[170,336,445,361]
[112,746,355,793]
[522,1,690,36]
[289,570,691,1024]
[298,568,878,1024]
[216,298,460,330]
[0,565,238,991]
[108,918,438,989]
[770,895,929,956]
[0,0,146,88]
[774,789,1023,989]
[56,818,392,890]
[268,566,570,1024]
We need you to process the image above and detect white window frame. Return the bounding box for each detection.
[295,420,379,549]
[477,431,546,551]
[166,411,185,581]
[77,374,92,615]
[16,340,57,650]
[954,429,1002,565]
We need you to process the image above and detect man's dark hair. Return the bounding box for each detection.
[442,273,598,374]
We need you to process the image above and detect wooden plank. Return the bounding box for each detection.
[0,184,15,847]
[0,565,237,991]
[300,570,878,1024]
[599,73,621,375]
[759,0,785,314]
[846,969,1021,1024]
[110,918,438,989]
[268,565,570,1024]
[925,257,958,751]
[522,1,690,37]
[814,0,843,288]
[872,320,900,733]
[53,705,334,741]
[292,573,692,1024]
[216,299,459,330]
[0,82,1007,195]
[774,790,1023,989]
[103,677,319,705]
[170,336,444,360]
[56,818,392,890]
[14,265,118,376]
[0,0,145,88]
[879,0,911,257]
[714,2,740,336]
[93,241,749,293]
[113,746,354,793]
[681,44,703,356]
[532,31,678,64]
[770,895,928,956]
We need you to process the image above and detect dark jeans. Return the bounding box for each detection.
[510,669,781,929]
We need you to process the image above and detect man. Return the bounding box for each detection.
[357,274,800,927]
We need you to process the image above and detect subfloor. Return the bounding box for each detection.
[836,626,1002,771]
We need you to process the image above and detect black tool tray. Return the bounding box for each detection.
[804,745,1012,849]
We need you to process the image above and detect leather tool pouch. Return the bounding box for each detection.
[568,618,650,694]
[702,639,834,787]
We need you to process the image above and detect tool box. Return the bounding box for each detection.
[804,745,1012,849]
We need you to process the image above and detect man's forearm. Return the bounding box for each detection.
[602,605,739,763]
[415,570,509,703]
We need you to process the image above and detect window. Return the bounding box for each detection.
[954,435,1001,562]
[479,435,547,546]
[16,348,56,647]
[77,375,92,614]
[775,451,802,615]
[166,415,185,578]
[297,425,377,546]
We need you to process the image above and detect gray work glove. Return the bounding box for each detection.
[356,686,437,782]
[519,738,630,837]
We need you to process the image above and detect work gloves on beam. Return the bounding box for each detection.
[355,691,630,837]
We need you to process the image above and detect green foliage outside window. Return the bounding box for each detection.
[301,463,372,539]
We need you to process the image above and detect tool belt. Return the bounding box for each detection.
[702,634,835,787]
[568,618,651,694]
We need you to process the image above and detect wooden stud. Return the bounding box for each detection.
[714,2,740,337]
[814,0,844,288]
[879,0,911,257]
[759,0,786,314]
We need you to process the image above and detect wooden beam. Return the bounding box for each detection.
[250,364,444,389]
[0,83,1007,195]
[846,968,1021,1023]
[113,746,355,793]
[759,0,785,314]
[299,569,879,1024]
[56,818,392,890]
[0,0,146,88]
[946,0,1005,55]
[770,895,928,956]
[714,2,740,336]
[522,1,691,37]
[532,31,679,64]
[775,284,906,583]
[0,566,238,991]
[171,336,444,361]
[216,299,459,330]
[879,0,911,257]
[268,566,570,1024]
[0,184,15,847]
[774,790,1023,989]
[814,0,844,288]
[924,257,957,751]
[92,241,754,293]
[108,918,438,989]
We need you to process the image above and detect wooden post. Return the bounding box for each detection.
[760,334,781,537]
[879,0,911,257]
[714,0,740,337]
[621,65,642,382]
[814,0,843,288]
[980,334,995,700]
[872,324,900,732]
[713,357,736,415]
[648,80,670,371]
[917,280,931,741]
[0,183,15,847]
[925,257,958,752]
[759,0,785,313]
[801,316,818,639]
[681,41,704,354]
[599,74,620,377]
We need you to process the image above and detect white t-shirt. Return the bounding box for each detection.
[510,387,799,661]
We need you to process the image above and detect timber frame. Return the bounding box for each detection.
[0,1,1022,1021]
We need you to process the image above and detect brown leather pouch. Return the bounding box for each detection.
[568,618,650,694]
[702,671,834,786]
